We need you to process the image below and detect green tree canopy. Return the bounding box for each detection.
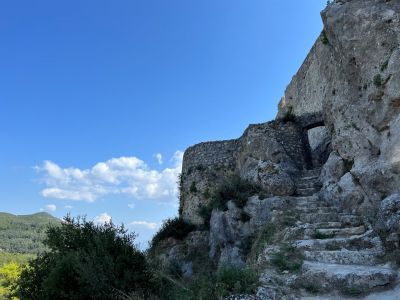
[0,261,21,300]
[17,215,151,300]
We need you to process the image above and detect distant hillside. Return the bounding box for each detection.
[0,212,60,254]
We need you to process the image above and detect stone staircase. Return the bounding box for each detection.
[295,168,322,197]
[291,168,398,296]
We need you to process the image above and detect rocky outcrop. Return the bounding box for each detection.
[154,0,400,299]
[180,121,308,225]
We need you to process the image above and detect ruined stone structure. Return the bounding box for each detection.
[155,1,400,298]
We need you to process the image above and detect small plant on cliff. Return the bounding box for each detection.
[198,176,261,227]
[190,181,197,193]
[155,265,259,300]
[247,222,277,262]
[213,175,261,209]
[150,217,195,249]
[313,229,335,239]
[321,29,329,45]
[373,74,383,87]
[271,244,303,272]
[198,204,213,228]
[280,106,296,123]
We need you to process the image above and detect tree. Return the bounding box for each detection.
[0,261,21,300]
[17,215,152,300]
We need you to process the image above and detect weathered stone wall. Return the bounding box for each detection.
[276,38,336,120]
[180,121,307,224]
[278,0,400,214]
[182,140,238,174]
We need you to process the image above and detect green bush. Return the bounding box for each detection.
[321,30,329,45]
[197,176,261,226]
[155,265,259,300]
[313,229,335,239]
[214,176,260,209]
[271,244,303,272]
[373,74,383,87]
[248,222,277,261]
[17,215,151,300]
[150,218,195,249]
[190,181,197,193]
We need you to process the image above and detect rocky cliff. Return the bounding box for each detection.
[151,1,400,299]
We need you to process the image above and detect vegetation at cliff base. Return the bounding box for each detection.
[154,264,259,300]
[198,175,261,226]
[149,217,195,250]
[17,216,152,300]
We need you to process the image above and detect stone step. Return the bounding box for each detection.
[297,179,320,185]
[299,212,340,223]
[292,196,320,204]
[296,206,339,215]
[301,169,321,177]
[294,230,382,251]
[303,249,382,266]
[296,182,322,189]
[296,188,319,196]
[306,222,343,229]
[339,214,364,227]
[294,202,321,209]
[299,261,397,293]
[304,225,366,239]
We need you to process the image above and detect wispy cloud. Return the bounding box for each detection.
[94,212,112,224]
[155,153,163,165]
[128,203,135,209]
[36,151,183,203]
[130,220,158,230]
[44,204,56,212]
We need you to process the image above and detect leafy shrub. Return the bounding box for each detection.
[280,109,296,123]
[313,229,335,239]
[321,30,329,45]
[198,204,213,229]
[303,283,321,294]
[155,265,259,300]
[247,222,277,262]
[190,181,197,193]
[202,188,211,199]
[197,176,261,226]
[213,176,261,210]
[17,215,151,300]
[0,261,22,299]
[373,74,383,87]
[150,217,195,249]
[381,59,389,72]
[271,244,303,272]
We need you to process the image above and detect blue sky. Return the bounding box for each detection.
[0,0,326,247]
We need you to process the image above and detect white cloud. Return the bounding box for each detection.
[128,203,135,209]
[64,205,73,210]
[36,151,183,203]
[155,153,163,165]
[94,212,112,224]
[45,204,56,212]
[130,221,158,230]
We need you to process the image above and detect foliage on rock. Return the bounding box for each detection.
[150,217,195,250]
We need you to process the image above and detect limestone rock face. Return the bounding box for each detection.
[156,0,400,298]
[276,0,400,213]
[181,121,305,224]
[209,196,284,266]
[376,194,400,250]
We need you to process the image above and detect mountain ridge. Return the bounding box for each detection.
[0,211,60,254]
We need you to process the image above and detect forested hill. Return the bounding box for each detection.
[0,212,60,254]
